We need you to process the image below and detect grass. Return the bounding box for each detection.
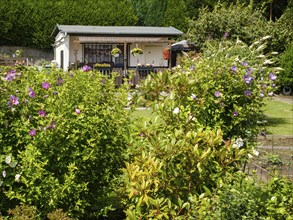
[131,99,293,137]
[131,108,154,120]
[263,100,293,135]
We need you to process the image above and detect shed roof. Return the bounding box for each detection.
[52,24,183,37]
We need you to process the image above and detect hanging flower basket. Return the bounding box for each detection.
[131,47,143,56]
[162,48,170,60]
[111,48,121,57]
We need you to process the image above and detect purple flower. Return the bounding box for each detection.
[9,95,19,106]
[268,92,274,96]
[260,93,265,98]
[243,75,253,84]
[191,93,197,100]
[241,61,248,67]
[29,129,36,136]
[189,65,195,70]
[42,82,51,90]
[82,65,92,72]
[269,73,277,81]
[233,111,239,116]
[214,91,222,97]
[75,108,81,114]
[28,88,36,98]
[271,84,276,88]
[38,110,46,117]
[246,67,254,73]
[56,77,64,86]
[229,65,237,73]
[244,90,252,96]
[3,70,17,81]
[47,121,56,129]
[224,32,229,38]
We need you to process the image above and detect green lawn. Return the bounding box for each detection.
[263,100,293,135]
[131,99,293,136]
[131,108,154,120]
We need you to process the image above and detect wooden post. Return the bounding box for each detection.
[124,42,127,76]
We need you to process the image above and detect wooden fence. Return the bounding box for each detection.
[0,57,27,66]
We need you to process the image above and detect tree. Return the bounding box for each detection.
[186,2,270,51]
[164,0,189,33]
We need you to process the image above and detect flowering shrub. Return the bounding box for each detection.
[0,67,131,218]
[122,38,282,218]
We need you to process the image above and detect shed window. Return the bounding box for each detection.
[83,44,112,66]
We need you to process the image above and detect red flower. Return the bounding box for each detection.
[162,48,170,60]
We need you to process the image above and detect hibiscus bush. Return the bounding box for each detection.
[0,66,131,218]
[122,38,283,218]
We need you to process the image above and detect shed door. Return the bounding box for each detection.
[144,45,163,66]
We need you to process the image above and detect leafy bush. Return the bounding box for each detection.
[279,43,293,88]
[189,173,293,220]
[0,67,131,218]
[186,2,270,51]
[122,38,280,218]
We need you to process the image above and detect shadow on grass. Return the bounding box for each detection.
[264,116,288,127]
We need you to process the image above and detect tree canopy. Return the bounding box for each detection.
[0,0,290,49]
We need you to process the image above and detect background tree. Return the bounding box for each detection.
[185,2,271,51]
[164,0,189,33]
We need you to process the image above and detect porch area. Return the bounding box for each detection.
[88,66,169,85]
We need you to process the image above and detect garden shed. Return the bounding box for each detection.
[51,24,183,72]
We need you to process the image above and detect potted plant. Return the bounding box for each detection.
[111,47,121,57]
[131,47,143,56]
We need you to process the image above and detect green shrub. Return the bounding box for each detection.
[0,67,131,218]
[189,174,293,220]
[186,2,270,51]
[122,38,279,218]
[279,43,293,89]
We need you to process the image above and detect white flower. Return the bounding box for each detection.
[263,59,274,65]
[173,107,180,114]
[5,156,12,164]
[2,170,6,178]
[253,150,259,156]
[261,36,271,40]
[233,138,244,148]
[248,154,253,159]
[160,91,169,97]
[15,174,21,182]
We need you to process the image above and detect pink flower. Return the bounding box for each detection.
[9,95,19,106]
[29,129,36,136]
[28,88,36,98]
[42,82,51,90]
[75,108,81,114]
[214,91,222,97]
[38,110,46,117]
[82,65,92,72]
